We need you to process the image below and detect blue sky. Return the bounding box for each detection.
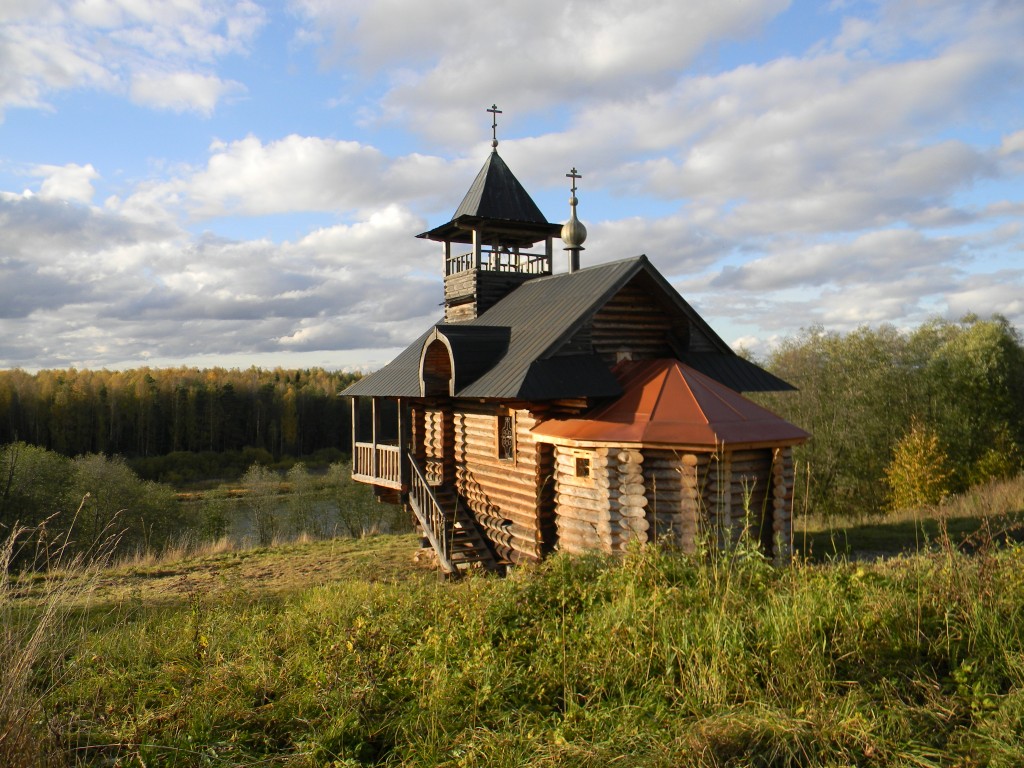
[1,0,1022,372]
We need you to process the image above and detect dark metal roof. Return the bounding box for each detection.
[341,327,430,397]
[340,255,794,400]
[417,151,562,245]
[516,355,621,400]
[455,151,547,222]
[456,257,645,397]
[683,352,796,392]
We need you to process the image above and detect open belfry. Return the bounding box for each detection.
[342,107,808,574]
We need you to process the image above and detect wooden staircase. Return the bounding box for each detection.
[407,457,502,576]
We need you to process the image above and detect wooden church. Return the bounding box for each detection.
[342,109,808,574]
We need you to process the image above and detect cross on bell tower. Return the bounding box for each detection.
[487,103,502,150]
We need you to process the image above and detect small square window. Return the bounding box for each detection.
[575,456,591,478]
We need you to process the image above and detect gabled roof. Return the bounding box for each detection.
[531,359,809,449]
[341,255,794,400]
[417,151,562,245]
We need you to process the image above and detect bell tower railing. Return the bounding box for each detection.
[445,245,551,276]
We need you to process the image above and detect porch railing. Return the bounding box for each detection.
[352,442,403,489]
[407,456,454,573]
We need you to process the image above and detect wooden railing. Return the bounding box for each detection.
[352,442,403,489]
[446,247,550,276]
[407,456,454,573]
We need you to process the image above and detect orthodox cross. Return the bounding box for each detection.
[566,167,582,195]
[487,104,502,146]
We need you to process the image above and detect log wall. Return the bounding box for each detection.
[421,406,454,486]
[552,446,614,554]
[452,403,553,563]
[643,450,706,552]
[770,446,795,561]
[697,448,782,555]
[588,283,674,364]
[444,270,540,321]
[560,273,725,364]
[551,444,794,559]
[552,446,655,554]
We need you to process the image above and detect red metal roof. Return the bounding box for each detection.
[532,358,809,449]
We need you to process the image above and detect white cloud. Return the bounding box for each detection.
[710,229,963,292]
[0,0,264,117]
[1000,130,1024,156]
[0,187,445,368]
[946,271,1024,321]
[114,135,474,223]
[293,0,790,147]
[129,71,245,115]
[34,162,100,203]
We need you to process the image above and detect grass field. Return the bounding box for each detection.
[4,477,1024,767]
[795,474,1024,561]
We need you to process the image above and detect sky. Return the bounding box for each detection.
[1,0,1023,373]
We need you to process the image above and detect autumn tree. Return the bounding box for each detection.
[884,420,953,511]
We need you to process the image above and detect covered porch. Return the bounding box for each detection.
[351,396,410,491]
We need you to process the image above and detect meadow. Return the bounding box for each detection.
[4,475,1024,768]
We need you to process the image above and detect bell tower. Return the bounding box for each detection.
[417,105,562,322]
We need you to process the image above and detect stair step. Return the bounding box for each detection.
[408,471,501,575]
[452,553,489,563]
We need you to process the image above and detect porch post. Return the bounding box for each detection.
[399,398,410,489]
[371,397,379,480]
[350,397,357,477]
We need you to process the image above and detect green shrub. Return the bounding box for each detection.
[68,453,189,556]
[884,420,953,512]
[1,443,191,564]
[241,463,281,545]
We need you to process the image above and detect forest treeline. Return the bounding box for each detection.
[758,315,1024,518]
[1,316,1022,523]
[0,367,361,465]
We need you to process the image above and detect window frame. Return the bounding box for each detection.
[496,409,516,463]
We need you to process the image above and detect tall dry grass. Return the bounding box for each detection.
[0,500,118,768]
